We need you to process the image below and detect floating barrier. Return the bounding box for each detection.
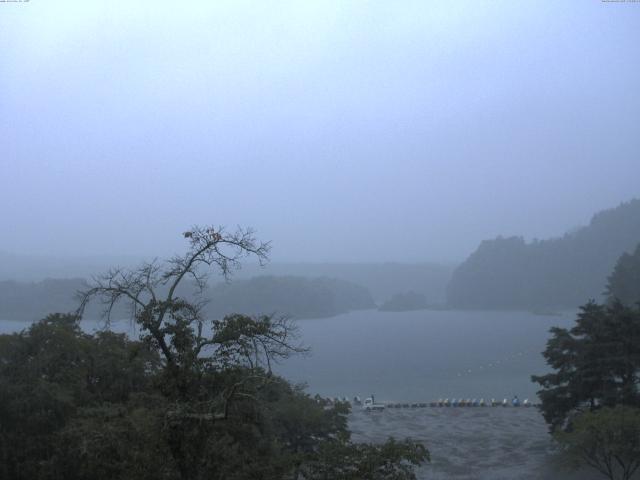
[332,395,539,410]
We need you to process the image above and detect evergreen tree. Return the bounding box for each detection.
[606,243,640,306]
[532,301,640,431]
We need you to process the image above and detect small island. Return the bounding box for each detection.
[378,291,429,312]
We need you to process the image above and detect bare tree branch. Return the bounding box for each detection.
[74,225,305,416]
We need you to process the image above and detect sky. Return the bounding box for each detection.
[1,1,639,263]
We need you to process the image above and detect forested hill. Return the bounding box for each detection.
[447,199,640,309]
[0,275,374,322]
[205,275,374,319]
[0,278,88,322]
[0,255,454,305]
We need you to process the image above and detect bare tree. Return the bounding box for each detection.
[78,225,269,322]
[76,225,305,406]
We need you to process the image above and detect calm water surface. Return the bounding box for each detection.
[275,308,574,403]
[0,308,573,403]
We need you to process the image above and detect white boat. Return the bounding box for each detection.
[363,396,385,411]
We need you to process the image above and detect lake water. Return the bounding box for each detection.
[0,308,574,403]
[276,308,574,404]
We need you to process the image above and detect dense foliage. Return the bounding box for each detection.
[532,301,640,432]
[0,313,164,479]
[0,226,428,479]
[555,406,640,480]
[606,242,640,307]
[447,199,640,309]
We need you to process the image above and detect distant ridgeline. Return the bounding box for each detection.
[378,291,429,312]
[0,278,88,322]
[0,275,374,321]
[203,275,375,319]
[236,262,455,304]
[447,199,640,309]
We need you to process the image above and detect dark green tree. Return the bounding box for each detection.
[304,437,429,480]
[606,243,640,307]
[555,406,640,480]
[532,301,640,431]
[0,313,163,479]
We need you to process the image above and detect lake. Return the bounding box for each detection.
[276,308,574,404]
[0,308,573,403]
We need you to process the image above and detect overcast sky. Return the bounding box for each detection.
[1,1,639,263]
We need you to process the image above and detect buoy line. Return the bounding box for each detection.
[322,396,540,410]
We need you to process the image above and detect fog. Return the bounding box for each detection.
[2,1,639,264]
[3,4,640,479]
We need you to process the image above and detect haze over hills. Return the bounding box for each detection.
[0,254,454,305]
[0,275,375,322]
[236,262,454,303]
[6,198,640,316]
[0,244,454,321]
[0,278,89,323]
[0,252,142,282]
[447,199,640,310]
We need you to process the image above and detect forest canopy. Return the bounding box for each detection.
[447,199,640,309]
